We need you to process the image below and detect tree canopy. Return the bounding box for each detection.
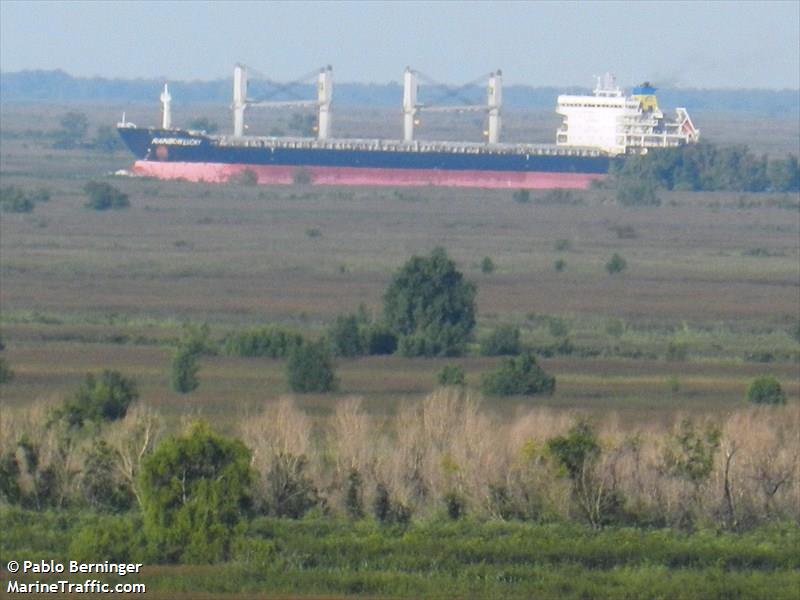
[140,422,253,563]
[383,248,476,357]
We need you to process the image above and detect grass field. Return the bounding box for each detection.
[0,102,798,599]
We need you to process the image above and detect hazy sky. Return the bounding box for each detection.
[1,1,798,89]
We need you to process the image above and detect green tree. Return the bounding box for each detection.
[171,324,211,394]
[54,111,89,148]
[384,248,476,357]
[480,256,496,273]
[83,181,129,210]
[54,370,138,428]
[605,253,627,275]
[171,347,199,394]
[766,155,799,192]
[747,376,787,405]
[287,339,338,393]
[546,422,600,481]
[140,422,253,563]
[480,351,555,396]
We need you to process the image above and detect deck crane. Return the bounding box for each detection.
[402,68,503,144]
[232,64,333,140]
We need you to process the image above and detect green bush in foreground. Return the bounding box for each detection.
[747,375,787,405]
[4,508,799,600]
[481,351,555,396]
[140,422,253,563]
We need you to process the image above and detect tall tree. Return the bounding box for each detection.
[383,248,476,357]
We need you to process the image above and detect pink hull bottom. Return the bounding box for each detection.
[132,161,605,190]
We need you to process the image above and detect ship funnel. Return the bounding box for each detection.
[160,84,172,130]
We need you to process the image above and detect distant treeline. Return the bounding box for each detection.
[614,143,800,193]
[2,69,799,115]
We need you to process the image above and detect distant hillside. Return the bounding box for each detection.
[1,69,798,116]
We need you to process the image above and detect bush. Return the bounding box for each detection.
[616,180,661,207]
[554,239,572,252]
[480,324,521,356]
[546,422,600,480]
[328,314,365,357]
[384,248,476,357]
[54,370,138,428]
[83,181,129,210]
[547,317,570,338]
[362,323,398,355]
[140,422,253,563]
[605,318,625,338]
[554,259,566,272]
[437,364,466,386]
[612,224,638,239]
[512,189,530,204]
[229,169,258,186]
[663,419,721,484]
[481,352,555,396]
[53,111,89,149]
[69,514,143,563]
[480,256,496,273]
[171,346,199,393]
[746,376,787,405]
[0,358,13,384]
[605,253,627,274]
[0,186,34,213]
[287,339,338,393]
[666,340,688,362]
[223,326,303,358]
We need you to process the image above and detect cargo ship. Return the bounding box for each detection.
[117,67,699,189]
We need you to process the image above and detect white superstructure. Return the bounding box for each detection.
[556,73,699,155]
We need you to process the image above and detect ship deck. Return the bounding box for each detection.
[212,134,608,158]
